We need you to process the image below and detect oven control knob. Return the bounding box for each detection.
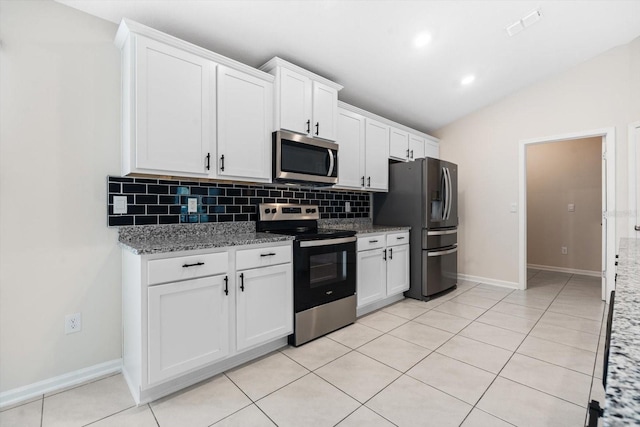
[311,209,317,213]
[264,208,271,214]
[272,209,277,214]
[306,208,312,213]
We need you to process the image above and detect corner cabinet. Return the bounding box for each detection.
[115,19,274,183]
[122,241,293,405]
[260,57,342,141]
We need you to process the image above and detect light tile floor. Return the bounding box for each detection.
[0,270,607,427]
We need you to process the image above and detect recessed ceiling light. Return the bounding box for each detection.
[414,32,432,48]
[461,75,475,85]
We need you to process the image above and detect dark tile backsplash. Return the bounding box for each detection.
[107,176,371,227]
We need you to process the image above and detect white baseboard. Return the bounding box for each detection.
[458,273,519,289]
[356,293,404,317]
[527,264,601,277]
[0,359,122,409]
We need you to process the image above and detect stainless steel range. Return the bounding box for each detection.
[256,203,357,346]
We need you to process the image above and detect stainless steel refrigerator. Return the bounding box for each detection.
[373,157,458,300]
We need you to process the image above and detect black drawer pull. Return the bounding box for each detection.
[397,236,405,240]
[182,262,204,268]
[369,240,379,243]
[260,253,276,257]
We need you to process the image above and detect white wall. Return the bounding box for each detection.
[435,36,640,285]
[526,137,602,272]
[0,0,121,392]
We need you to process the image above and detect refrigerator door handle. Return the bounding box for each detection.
[427,246,458,257]
[444,167,452,220]
[441,167,448,220]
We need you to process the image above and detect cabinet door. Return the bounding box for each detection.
[409,135,426,161]
[386,244,410,295]
[424,140,440,159]
[236,264,293,351]
[217,66,273,182]
[365,119,390,192]
[357,249,387,308]
[135,36,213,175]
[279,68,312,136]
[148,275,229,384]
[389,128,410,161]
[336,108,366,189]
[312,81,338,141]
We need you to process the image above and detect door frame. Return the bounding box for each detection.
[629,121,640,236]
[518,127,616,303]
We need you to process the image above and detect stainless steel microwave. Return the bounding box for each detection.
[273,130,338,186]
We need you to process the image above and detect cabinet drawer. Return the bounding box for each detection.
[236,244,292,271]
[357,234,385,251]
[147,252,228,285]
[387,231,410,247]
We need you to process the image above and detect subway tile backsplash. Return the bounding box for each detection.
[107,176,371,227]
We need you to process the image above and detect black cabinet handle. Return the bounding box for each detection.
[367,177,371,187]
[224,276,228,296]
[206,153,211,170]
[397,236,405,240]
[239,272,244,292]
[182,262,204,268]
[315,122,319,136]
[260,253,276,257]
[389,248,393,260]
[410,150,414,159]
[369,239,378,243]
[383,249,387,261]
[361,176,365,187]
[220,154,225,172]
[406,148,410,158]
[306,119,311,134]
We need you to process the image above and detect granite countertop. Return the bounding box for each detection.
[118,222,293,255]
[318,218,411,235]
[603,237,640,426]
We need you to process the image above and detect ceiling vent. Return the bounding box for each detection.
[506,9,542,37]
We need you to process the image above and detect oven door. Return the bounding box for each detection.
[294,237,356,312]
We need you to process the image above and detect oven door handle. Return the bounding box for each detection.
[327,149,335,177]
[299,236,356,247]
[427,246,458,257]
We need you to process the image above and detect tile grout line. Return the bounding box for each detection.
[39,395,44,427]
[148,402,161,427]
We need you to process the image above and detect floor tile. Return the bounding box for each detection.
[499,353,592,405]
[436,336,512,374]
[281,337,350,371]
[335,405,394,427]
[357,334,431,372]
[381,299,430,319]
[461,408,514,427]
[477,377,585,427]
[256,374,359,427]
[490,301,545,320]
[432,301,487,320]
[412,309,472,333]
[530,322,599,352]
[0,399,42,427]
[462,287,512,301]
[403,297,448,310]
[366,375,472,427]
[315,352,401,403]
[548,300,604,321]
[327,323,383,349]
[226,352,308,401]
[407,352,495,405]
[388,321,454,350]
[0,395,43,412]
[88,405,156,427]
[476,310,538,334]
[501,292,553,310]
[211,404,276,427]
[459,322,526,351]
[538,311,602,335]
[449,294,498,309]
[150,374,251,427]
[517,335,597,375]
[590,377,606,404]
[357,310,408,332]
[42,374,134,427]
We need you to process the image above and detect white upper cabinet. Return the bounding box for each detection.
[261,57,342,141]
[425,139,440,159]
[389,128,410,161]
[409,134,426,161]
[336,108,366,189]
[131,36,215,176]
[365,119,390,192]
[217,66,273,182]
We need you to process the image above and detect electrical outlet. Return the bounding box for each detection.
[345,201,351,213]
[187,198,198,213]
[113,196,128,214]
[561,246,568,255]
[65,313,82,334]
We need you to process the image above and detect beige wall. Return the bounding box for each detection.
[0,1,121,392]
[435,36,640,285]
[526,138,602,272]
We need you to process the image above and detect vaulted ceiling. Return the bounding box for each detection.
[57,0,640,134]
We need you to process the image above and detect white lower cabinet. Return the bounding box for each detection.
[148,275,229,384]
[356,231,410,311]
[236,263,293,351]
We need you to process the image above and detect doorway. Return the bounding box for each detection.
[518,128,616,303]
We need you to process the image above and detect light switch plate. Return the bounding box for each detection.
[188,198,198,213]
[510,202,517,213]
[568,203,575,212]
[113,196,128,214]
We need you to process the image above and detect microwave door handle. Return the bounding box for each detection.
[327,149,335,177]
